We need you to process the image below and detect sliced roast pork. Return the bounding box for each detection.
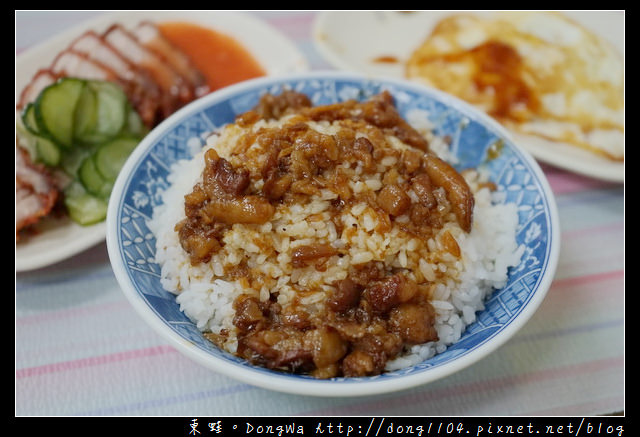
[69,30,164,127]
[15,145,60,239]
[102,23,194,118]
[132,21,209,98]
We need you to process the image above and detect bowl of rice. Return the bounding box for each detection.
[106,71,560,397]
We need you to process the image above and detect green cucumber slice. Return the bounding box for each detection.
[94,137,139,182]
[78,155,113,198]
[16,120,38,161]
[77,81,127,144]
[73,84,98,141]
[35,135,62,167]
[60,145,96,178]
[21,102,41,134]
[34,78,86,148]
[16,119,61,167]
[64,181,108,226]
[121,103,148,138]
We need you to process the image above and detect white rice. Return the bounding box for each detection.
[147,109,524,371]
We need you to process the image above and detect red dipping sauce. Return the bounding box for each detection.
[158,22,266,92]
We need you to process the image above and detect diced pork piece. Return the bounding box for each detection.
[131,21,209,98]
[423,152,474,233]
[69,30,164,127]
[15,145,59,239]
[16,69,59,110]
[102,24,193,117]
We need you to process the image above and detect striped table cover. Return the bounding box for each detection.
[15,11,624,417]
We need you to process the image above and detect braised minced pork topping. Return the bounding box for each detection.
[175,90,475,378]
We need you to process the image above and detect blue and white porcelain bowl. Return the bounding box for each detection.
[106,71,560,397]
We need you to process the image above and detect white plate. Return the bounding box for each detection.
[15,11,309,272]
[313,10,624,183]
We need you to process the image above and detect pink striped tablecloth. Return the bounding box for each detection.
[15,11,624,417]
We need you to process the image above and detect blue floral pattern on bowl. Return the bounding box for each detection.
[108,73,559,393]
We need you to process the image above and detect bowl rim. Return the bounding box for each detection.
[106,70,560,397]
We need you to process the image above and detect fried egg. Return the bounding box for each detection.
[406,11,624,161]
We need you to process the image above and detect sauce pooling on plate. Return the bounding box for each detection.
[158,21,266,92]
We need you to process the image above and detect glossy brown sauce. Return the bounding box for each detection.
[372,55,399,64]
[469,41,539,121]
[158,21,266,92]
[425,40,539,122]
